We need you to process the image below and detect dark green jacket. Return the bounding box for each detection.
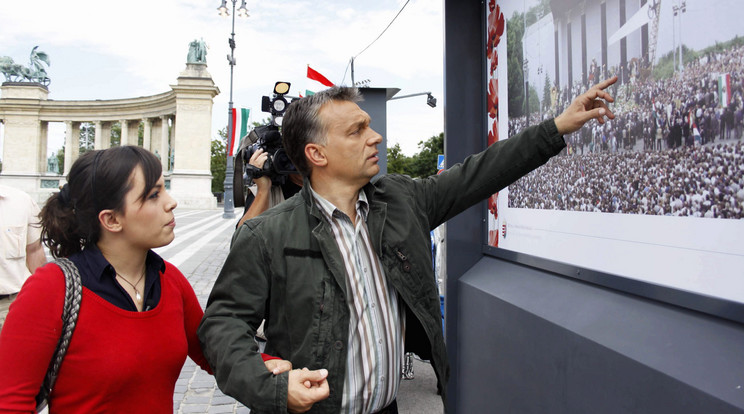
[198,119,565,413]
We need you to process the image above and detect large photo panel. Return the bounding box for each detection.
[487,0,744,306]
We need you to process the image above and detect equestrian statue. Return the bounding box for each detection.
[0,46,51,86]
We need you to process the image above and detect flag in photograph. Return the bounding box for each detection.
[719,73,731,108]
[307,65,334,87]
[228,107,250,156]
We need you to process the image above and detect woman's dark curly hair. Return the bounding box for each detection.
[41,145,162,258]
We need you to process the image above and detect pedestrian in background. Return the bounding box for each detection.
[0,184,46,328]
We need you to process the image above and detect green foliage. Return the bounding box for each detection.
[211,127,228,193]
[110,122,121,147]
[387,143,412,175]
[252,117,273,128]
[386,132,444,178]
[138,122,144,146]
[527,84,540,115]
[56,147,64,173]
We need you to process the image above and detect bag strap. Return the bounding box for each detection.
[35,257,82,412]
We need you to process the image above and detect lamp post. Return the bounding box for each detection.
[672,1,687,73]
[218,0,249,219]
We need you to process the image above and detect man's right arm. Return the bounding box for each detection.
[198,224,329,413]
[199,224,289,412]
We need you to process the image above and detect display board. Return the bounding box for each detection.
[486,0,743,307]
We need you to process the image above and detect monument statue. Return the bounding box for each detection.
[47,153,60,174]
[0,46,50,85]
[186,38,208,64]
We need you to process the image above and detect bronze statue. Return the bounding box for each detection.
[187,38,207,64]
[0,46,50,85]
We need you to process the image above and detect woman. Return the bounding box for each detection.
[0,146,287,412]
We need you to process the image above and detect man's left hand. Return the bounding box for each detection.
[554,76,617,135]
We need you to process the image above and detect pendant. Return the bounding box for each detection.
[135,291,142,302]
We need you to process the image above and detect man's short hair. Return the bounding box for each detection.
[282,86,362,176]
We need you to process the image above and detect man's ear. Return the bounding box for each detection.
[305,143,328,169]
[99,209,123,233]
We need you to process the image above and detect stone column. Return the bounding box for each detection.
[39,121,48,174]
[101,122,112,149]
[159,116,170,173]
[169,63,220,208]
[63,121,80,175]
[0,84,48,185]
[143,118,152,151]
[94,121,104,150]
[130,121,141,146]
[169,116,176,171]
[120,119,129,146]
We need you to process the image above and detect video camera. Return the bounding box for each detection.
[242,124,296,183]
[232,82,298,207]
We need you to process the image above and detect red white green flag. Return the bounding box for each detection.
[307,65,334,87]
[228,107,250,156]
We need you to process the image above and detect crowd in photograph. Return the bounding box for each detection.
[508,141,744,218]
[506,45,744,219]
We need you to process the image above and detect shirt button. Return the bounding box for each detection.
[380,376,385,382]
[371,302,376,308]
[378,339,382,344]
[334,340,344,350]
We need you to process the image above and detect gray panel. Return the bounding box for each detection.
[443,0,486,410]
[457,257,744,413]
[358,87,395,176]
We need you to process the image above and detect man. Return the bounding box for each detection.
[199,77,617,413]
[0,185,46,328]
[237,147,303,227]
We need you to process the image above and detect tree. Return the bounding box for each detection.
[542,74,553,114]
[110,122,121,147]
[211,127,228,193]
[386,133,444,178]
[507,11,526,118]
[387,143,412,175]
[408,132,444,178]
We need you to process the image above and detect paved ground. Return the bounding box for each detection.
[155,209,444,414]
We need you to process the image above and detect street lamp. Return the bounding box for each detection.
[672,1,687,72]
[219,0,249,219]
[388,91,438,108]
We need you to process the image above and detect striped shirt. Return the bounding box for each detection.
[310,186,405,414]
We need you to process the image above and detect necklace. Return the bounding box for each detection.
[116,269,146,303]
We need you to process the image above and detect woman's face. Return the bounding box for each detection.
[117,166,177,250]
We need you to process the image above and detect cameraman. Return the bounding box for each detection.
[237,147,303,226]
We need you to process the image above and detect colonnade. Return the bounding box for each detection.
[0,62,220,208]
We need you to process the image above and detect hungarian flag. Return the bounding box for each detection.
[307,65,334,87]
[719,73,731,108]
[228,107,250,156]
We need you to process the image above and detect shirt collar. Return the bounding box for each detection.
[74,244,166,282]
[308,184,369,222]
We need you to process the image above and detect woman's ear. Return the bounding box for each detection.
[98,209,123,233]
[304,143,327,168]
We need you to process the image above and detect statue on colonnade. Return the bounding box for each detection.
[0,46,51,85]
[187,38,208,64]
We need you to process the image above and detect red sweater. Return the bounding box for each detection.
[0,261,211,413]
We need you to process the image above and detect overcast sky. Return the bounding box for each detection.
[0,0,444,159]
